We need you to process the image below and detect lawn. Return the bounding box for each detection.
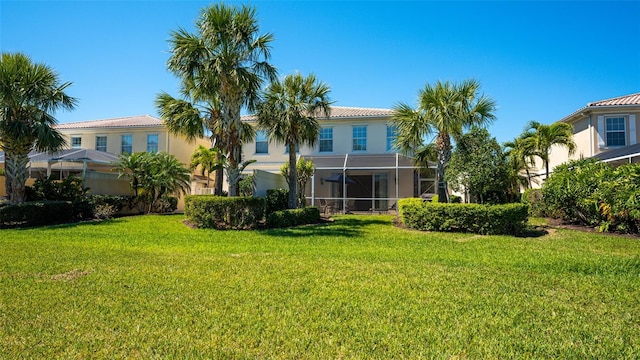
[1,214,639,359]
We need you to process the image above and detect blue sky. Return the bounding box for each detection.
[2,1,639,144]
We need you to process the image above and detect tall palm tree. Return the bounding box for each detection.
[115,152,147,197]
[165,3,277,196]
[190,145,223,189]
[0,52,77,203]
[392,79,496,202]
[525,121,576,179]
[257,73,331,208]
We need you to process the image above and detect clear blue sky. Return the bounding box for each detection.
[2,1,639,144]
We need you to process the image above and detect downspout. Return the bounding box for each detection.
[587,113,593,157]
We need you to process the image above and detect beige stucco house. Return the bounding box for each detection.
[241,106,435,213]
[543,92,639,179]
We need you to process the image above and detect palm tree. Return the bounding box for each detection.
[503,132,537,189]
[257,73,331,208]
[392,79,496,202]
[0,52,77,203]
[525,121,576,179]
[115,152,147,197]
[190,145,223,189]
[165,3,277,196]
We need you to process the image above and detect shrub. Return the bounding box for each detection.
[266,207,321,228]
[184,195,265,230]
[0,201,75,228]
[399,198,528,235]
[521,188,546,217]
[265,189,289,215]
[89,195,133,219]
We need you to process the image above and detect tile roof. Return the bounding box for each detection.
[242,106,394,122]
[559,92,640,123]
[587,92,640,107]
[55,115,163,130]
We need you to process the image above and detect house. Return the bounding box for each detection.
[241,106,435,213]
[545,92,639,176]
[50,115,209,209]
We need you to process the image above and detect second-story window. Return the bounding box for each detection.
[256,130,269,154]
[71,136,82,149]
[319,127,333,152]
[386,125,398,152]
[121,134,133,154]
[95,136,107,152]
[147,134,159,153]
[606,116,626,147]
[352,126,367,151]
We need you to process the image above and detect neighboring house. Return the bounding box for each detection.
[544,92,639,177]
[53,115,210,208]
[241,106,436,212]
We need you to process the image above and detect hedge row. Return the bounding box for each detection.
[266,207,321,228]
[184,195,265,230]
[0,201,76,228]
[399,198,528,235]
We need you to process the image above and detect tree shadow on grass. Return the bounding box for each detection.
[515,226,549,238]
[262,216,390,239]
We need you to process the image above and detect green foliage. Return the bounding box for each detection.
[266,206,321,228]
[446,127,510,204]
[184,195,265,230]
[265,188,289,215]
[543,159,640,233]
[25,176,92,219]
[399,198,528,235]
[238,175,255,197]
[280,157,315,208]
[521,188,546,217]
[0,200,75,228]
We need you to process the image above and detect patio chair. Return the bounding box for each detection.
[318,199,331,215]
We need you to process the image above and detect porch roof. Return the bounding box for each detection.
[306,153,426,170]
[592,143,640,163]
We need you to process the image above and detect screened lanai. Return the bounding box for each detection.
[305,153,436,213]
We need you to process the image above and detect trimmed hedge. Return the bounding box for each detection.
[0,201,75,228]
[184,195,265,230]
[265,189,288,215]
[266,207,321,228]
[399,198,528,235]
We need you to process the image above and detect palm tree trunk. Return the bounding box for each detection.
[5,152,30,204]
[288,142,297,209]
[435,132,451,202]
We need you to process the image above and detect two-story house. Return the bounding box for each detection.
[241,106,435,213]
[545,92,639,176]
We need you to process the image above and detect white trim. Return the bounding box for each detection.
[597,116,605,148]
[629,114,637,145]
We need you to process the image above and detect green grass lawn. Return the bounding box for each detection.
[1,215,639,359]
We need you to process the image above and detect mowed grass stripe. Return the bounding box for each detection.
[1,215,638,358]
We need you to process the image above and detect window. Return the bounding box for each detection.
[319,127,333,152]
[71,136,82,149]
[606,117,626,147]
[147,134,159,153]
[95,136,107,152]
[285,143,300,154]
[255,130,268,154]
[386,125,398,151]
[121,134,133,154]
[352,126,367,151]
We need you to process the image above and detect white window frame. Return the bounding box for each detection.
[352,125,367,152]
[71,136,82,149]
[121,134,133,154]
[147,133,159,153]
[95,135,107,152]
[386,125,398,152]
[605,116,626,147]
[319,127,333,153]
[255,130,269,154]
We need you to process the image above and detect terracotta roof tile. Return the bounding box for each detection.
[55,115,163,130]
[242,106,393,122]
[587,92,640,107]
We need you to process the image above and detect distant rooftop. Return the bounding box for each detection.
[560,92,640,123]
[55,115,163,130]
[242,106,394,121]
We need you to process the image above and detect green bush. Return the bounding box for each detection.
[521,188,546,217]
[26,176,93,219]
[265,189,289,215]
[184,195,265,230]
[266,207,321,228]
[399,198,528,235]
[0,201,75,228]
